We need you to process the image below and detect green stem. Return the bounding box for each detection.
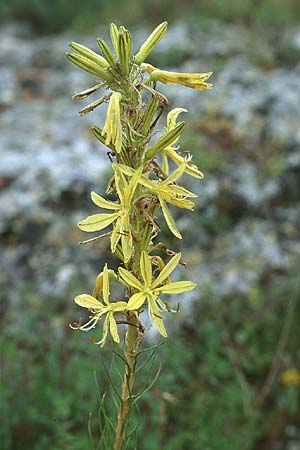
[113,313,140,450]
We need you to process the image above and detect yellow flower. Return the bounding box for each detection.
[280,369,300,386]
[102,92,123,153]
[144,63,213,90]
[78,165,142,262]
[161,108,204,179]
[72,264,127,346]
[115,162,197,239]
[119,251,196,337]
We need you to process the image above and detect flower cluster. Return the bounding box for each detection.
[67,22,212,345]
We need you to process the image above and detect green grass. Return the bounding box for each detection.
[1,275,299,449]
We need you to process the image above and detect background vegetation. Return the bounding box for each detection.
[1,0,300,33]
[1,274,299,450]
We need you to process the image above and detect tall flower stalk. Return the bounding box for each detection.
[67,21,212,449]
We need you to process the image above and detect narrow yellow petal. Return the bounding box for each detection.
[162,191,195,210]
[74,294,103,309]
[118,267,143,290]
[162,162,186,186]
[171,185,197,198]
[103,263,110,305]
[92,272,104,299]
[100,315,109,347]
[166,108,188,131]
[149,297,167,337]
[126,165,143,205]
[140,251,152,286]
[121,214,132,263]
[78,213,118,232]
[111,218,122,252]
[114,165,127,204]
[151,252,181,289]
[161,151,169,175]
[127,292,147,310]
[154,280,197,295]
[91,191,120,210]
[159,196,182,239]
[109,313,120,343]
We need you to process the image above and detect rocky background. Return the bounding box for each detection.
[1,19,300,450]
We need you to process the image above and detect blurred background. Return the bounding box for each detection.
[0,1,300,449]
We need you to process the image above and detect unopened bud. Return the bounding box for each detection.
[140,95,159,135]
[69,42,109,69]
[110,23,119,53]
[97,38,116,67]
[134,22,168,65]
[66,52,113,82]
[144,121,185,162]
[118,26,132,76]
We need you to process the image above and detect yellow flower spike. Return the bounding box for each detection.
[134,21,168,65]
[72,263,127,346]
[68,42,109,69]
[102,92,123,153]
[66,52,113,82]
[97,38,117,67]
[120,251,196,337]
[118,26,132,76]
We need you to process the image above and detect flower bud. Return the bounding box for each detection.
[140,96,159,135]
[144,121,185,162]
[66,52,113,82]
[134,21,168,65]
[97,38,116,67]
[118,26,132,76]
[69,42,109,68]
[110,23,119,53]
[150,69,213,90]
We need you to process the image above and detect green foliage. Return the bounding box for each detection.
[1,277,299,449]
[1,0,300,34]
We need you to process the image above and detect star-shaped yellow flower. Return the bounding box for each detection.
[72,264,127,346]
[118,251,196,337]
[115,162,197,239]
[78,165,142,262]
